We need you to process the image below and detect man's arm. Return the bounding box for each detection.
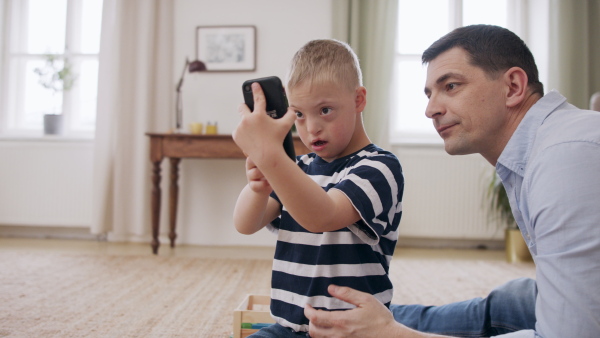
[233,82,360,232]
[526,141,600,337]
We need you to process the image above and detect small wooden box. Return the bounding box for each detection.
[233,294,275,338]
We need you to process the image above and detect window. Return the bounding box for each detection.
[391,0,512,143]
[0,0,103,137]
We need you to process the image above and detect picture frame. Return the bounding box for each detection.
[196,25,256,72]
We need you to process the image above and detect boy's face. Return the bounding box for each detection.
[288,81,365,162]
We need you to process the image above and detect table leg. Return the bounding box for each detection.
[151,160,162,254]
[169,158,181,248]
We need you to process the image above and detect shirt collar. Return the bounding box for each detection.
[496,90,567,179]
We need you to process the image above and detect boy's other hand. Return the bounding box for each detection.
[245,157,272,194]
[233,82,296,165]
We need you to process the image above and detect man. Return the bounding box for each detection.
[304,24,600,338]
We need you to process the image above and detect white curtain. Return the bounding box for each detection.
[547,0,600,109]
[91,0,173,240]
[332,0,399,149]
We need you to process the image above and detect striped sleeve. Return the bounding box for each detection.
[333,152,403,245]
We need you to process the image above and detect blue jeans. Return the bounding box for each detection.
[248,323,309,338]
[389,278,537,337]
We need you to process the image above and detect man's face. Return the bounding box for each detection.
[424,47,508,160]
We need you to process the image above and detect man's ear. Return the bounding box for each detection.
[355,86,367,113]
[504,67,528,108]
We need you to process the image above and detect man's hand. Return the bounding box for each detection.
[233,82,296,166]
[305,285,400,338]
[305,285,430,338]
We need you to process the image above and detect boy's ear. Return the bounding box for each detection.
[355,86,367,113]
[504,67,528,108]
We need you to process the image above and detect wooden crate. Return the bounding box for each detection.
[233,294,275,338]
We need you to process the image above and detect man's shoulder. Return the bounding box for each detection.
[523,105,600,178]
[536,106,600,149]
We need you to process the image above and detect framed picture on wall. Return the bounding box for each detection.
[196,25,256,72]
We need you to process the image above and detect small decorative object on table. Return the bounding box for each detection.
[205,122,218,135]
[189,122,203,135]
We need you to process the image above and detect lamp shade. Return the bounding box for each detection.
[189,60,207,72]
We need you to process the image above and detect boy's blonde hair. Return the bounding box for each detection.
[286,39,363,93]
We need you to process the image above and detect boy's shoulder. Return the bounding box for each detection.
[297,144,400,165]
[356,144,397,158]
[351,144,402,167]
[296,144,403,180]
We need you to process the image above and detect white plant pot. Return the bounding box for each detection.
[44,114,63,135]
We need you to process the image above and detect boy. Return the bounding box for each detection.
[232,39,404,336]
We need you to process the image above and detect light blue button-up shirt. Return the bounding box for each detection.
[495,91,600,337]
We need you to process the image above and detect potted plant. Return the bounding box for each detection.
[33,54,77,135]
[487,171,532,262]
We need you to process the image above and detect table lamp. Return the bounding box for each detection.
[175,58,206,132]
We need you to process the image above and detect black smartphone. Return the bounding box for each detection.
[242,76,296,161]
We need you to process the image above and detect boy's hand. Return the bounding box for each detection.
[245,157,272,194]
[233,82,296,165]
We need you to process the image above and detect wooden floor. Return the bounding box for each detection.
[0,237,506,261]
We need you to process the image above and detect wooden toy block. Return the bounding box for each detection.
[233,294,275,338]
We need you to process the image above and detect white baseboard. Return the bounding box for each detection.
[398,236,504,250]
[0,225,504,250]
[0,225,103,241]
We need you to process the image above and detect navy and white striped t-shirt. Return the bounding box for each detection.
[267,144,404,332]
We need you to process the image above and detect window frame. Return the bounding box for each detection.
[0,0,102,139]
[391,0,525,145]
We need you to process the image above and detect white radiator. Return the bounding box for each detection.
[0,141,94,227]
[392,145,503,243]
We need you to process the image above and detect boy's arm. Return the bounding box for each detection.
[266,161,360,233]
[233,156,281,235]
[233,83,360,233]
[233,184,281,235]
[247,155,360,233]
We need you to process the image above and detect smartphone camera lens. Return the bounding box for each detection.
[244,85,252,92]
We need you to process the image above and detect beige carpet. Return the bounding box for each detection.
[0,251,535,337]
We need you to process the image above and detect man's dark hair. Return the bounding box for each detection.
[422,24,544,96]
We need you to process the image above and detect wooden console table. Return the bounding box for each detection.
[146,133,308,254]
